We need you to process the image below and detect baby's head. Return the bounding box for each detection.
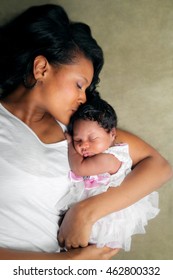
[67,94,118,157]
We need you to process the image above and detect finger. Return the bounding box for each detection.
[71,244,79,249]
[66,241,88,250]
[105,247,120,259]
[79,242,88,248]
[65,242,72,250]
[57,235,65,248]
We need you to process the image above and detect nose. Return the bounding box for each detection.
[80,141,89,150]
[79,91,87,104]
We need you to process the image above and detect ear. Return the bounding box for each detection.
[33,55,49,80]
[110,128,116,139]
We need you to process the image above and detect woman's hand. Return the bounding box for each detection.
[66,245,119,260]
[58,202,93,249]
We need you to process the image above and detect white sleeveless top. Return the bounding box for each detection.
[0,104,71,252]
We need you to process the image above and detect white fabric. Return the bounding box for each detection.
[0,104,71,252]
[59,144,160,251]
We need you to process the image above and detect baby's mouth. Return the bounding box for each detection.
[82,151,93,158]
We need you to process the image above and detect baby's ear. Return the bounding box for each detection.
[65,132,72,143]
[111,128,116,138]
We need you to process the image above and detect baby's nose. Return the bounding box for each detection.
[81,141,89,150]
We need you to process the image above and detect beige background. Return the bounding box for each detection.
[1,0,172,259]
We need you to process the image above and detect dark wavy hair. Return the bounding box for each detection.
[0,4,104,98]
[67,92,118,135]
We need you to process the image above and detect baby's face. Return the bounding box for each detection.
[72,119,115,157]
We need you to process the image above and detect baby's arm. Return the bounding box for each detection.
[68,141,121,177]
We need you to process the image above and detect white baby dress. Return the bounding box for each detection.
[59,143,159,251]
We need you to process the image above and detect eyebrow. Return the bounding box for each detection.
[79,75,90,85]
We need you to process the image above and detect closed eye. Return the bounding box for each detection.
[77,83,82,89]
[90,136,99,141]
[73,139,82,143]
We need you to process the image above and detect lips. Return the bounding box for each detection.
[83,153,89,157]
[82,152,93,158]
[71,108,78,113]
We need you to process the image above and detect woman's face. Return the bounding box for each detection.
[40,55,94,125]
[73,119,115,157]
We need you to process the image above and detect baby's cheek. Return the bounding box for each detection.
[75,146,82,155]
[96,143,107,153]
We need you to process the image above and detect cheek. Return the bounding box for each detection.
[54,82,73,103]
[93,142,104,152]
[74,144,80,152]
[75,146,83,156]
[95,140,109,152]
[64,85,77,101]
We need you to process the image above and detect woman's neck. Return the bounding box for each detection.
[1,86,46,124]
[1,86,65,144]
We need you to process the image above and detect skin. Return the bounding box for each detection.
[0,246,119,260]
[67,119,122,176]
[0,54,172,258]
[73,119,115,157]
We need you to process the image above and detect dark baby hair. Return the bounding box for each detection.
[67,93,118,135]
[0,4,103,98]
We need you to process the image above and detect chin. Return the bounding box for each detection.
[59,118,69,126]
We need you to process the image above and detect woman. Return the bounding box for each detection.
[0,4,172,260]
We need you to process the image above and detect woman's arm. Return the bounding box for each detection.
[68,141,121,176]
[0,246,119,260]
[58,129,173,249]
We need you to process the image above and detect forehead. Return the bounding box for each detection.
[57,54,94,80]
[73,119,103,134]
[73,54,94,78]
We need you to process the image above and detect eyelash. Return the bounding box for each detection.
[74,138,97,143]
[77,83,82,89]
[74,140,81,144]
